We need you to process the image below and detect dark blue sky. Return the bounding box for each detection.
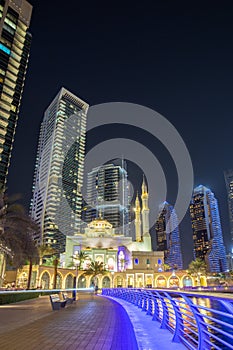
[7,0,233,266]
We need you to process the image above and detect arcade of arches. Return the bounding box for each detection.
[13,265,207,290]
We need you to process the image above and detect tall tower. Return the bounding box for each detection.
[0,0,32,186]
[30,88,89,253]
[85,163,129,236]
[141,176,150,237]
[134,193,141,241]
[224,169,233,243]
[190,185,227,272]
[155,202,183,270]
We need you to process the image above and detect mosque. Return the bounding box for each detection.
[63,177,164,275]
[9,179,197,290]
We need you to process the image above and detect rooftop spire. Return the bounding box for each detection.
[142,175,148,195]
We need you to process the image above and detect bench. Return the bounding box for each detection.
[62,292,75,304]
[49,294,67,310]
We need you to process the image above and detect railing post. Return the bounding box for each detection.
[159,294,170,329]
[142,290,148,311]
[146,291,154,316]
[152,293,160,322]
[164,292,184,343]
[182,294,210,350]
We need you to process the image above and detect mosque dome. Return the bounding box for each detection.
[88,218,113,230]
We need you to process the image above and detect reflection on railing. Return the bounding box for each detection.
[102,288,233,350]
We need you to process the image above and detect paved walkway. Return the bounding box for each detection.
[0,294,138,350]
[0,293,187,350]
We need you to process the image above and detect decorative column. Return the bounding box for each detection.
[135,193,142,241]
[141,176,150,237]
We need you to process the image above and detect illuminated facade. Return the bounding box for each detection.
[85,163,130,236]
[64,217,160,274]
[224,169,233,243]
[155,201,183,270]
[190,185,227,272]
[0,0,32,185]
[30,88,89,253]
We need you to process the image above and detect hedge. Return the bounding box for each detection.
[0,292,41,305]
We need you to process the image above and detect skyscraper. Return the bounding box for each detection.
[85,163,130,236]
[0,0,32,185]
[30,88,89,253]
[190,185,227,272]
[155,201,183,270]
[224,169,233,243]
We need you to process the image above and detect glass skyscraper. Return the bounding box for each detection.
[30,88,89,253]
[224,169,233,243]
[155,201,183,270]
[85,163,130,236]
[190,185,227,272]
[0,0,32,185]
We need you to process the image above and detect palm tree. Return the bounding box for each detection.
[37,245,59,289]
[38,245,56,265]
[187,258,207,286]
[83,261,107,288]
[42,253,60,289]
[71,250,90,270]
[163,263,171,272]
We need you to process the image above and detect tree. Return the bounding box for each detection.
[43,253,60,289]
[0,189,39,268]
[163,263,171,272]
[187,258,207,286]
[37,245,58,289]
[83,261,107,287]
[38,245,56,265]
[70,251,89,270]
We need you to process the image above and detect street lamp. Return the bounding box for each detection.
[72,255,80,300]
[111,271,114,288]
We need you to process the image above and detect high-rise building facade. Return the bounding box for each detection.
[0,0,32,185]
[155,201,183,270]
[30,88,89,253]
[85,163,130,236]
[224,169,233,243]
[190,185,227,272]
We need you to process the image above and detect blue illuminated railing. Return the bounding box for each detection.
[102,288,233,350]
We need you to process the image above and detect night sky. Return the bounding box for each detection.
[7,0,233,267]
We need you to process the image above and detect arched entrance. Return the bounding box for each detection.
[90,277,99,287]
[78,275,87,288]
[168,275,180,288]
[17,272,28,289]
[56,273,62,289]
[41,272,50,289]
[156,275,166,288]
[102,276,110,288]
[65,274,74,289]
[183,275,193,287]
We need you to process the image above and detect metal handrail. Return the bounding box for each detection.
[102,288,233,350]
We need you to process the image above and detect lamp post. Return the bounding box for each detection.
[111,271,114,288]
[72,256,80,300]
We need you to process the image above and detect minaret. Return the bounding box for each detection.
[141,176,150,237]
[135,193,142,241]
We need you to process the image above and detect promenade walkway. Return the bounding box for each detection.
[0,293,186,350]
